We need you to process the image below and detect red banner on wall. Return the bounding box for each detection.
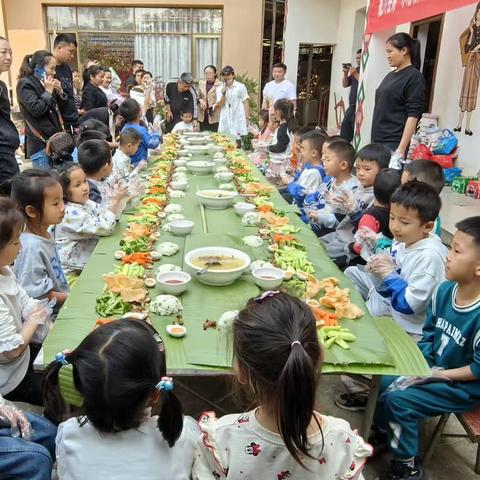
[366,0,477,33]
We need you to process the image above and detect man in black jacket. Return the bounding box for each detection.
[53,33,79,134]
[0,36,19,183]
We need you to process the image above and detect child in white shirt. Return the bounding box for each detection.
[44,319,198,480]
[0,198,51,406]
[192,292,371,479]
[55,163,124,277]
[172,110,195,133]
[111,128,142,179]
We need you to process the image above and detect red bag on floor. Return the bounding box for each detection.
[411,144,432,161]
[431,148,458,169]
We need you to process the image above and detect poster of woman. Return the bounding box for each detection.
[455,2,480,136]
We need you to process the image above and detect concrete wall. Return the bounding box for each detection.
[2,0,263,95]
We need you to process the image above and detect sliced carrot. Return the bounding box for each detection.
[121,252,152,265]
[311,307,338,327]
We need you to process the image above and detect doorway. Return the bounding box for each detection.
[296,44,333,128]
[411,15,444,111]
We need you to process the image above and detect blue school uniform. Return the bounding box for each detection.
[375,280,480,459]
[122,123,161,165]
[286,164,328,206]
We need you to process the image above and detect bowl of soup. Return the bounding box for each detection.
[156,271,191,295]
[252,266,284,290]
[196,189,237,209]
[184,247,251,286]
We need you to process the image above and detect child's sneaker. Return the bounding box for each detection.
[379,458,427,480]
[334,392,368,411]
[367,426,389,459]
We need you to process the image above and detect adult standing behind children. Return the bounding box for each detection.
[217,66,250,139]
[52,34,79,134]
[164,72,198,133]
[198,65,222,132]
[81,65,107,112]
[17,50,67,169]
[262,62,297,112]
[340,49,361,143]
[371,33,426,169]
[0,36,20,183]
[125,59,144,92]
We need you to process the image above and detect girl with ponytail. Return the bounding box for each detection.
[371,32,426,170]
[44,319,198,479]
[193,292,371,479]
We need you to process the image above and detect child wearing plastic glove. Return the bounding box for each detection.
[0,394,57,480]
[0,198,54,405]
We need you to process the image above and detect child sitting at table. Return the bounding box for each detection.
[119,98,161,166]
[401,159,445,237]
[54,163,124,278]
[279,130,327,206]
[266,99,295,184]
[172,109,195,133]
[111,128,142,180]
[307,140,359,236]
[192,291,372,479]
[290,126,313,173]
[373,216,480,480]
[320,143,392,269]
[8,170,69,312]
[0,198,52,406]
[249,110,273,168]
[345,181,448,337]
[347,168,402,265]
[44,319,198,479]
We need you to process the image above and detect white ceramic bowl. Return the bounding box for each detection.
[234,202,256,216]
[186,145,211,155]
[186,137,209,145]
[213,157,228,167]
[174,159,187,167]
[215,172,234,183]
[168,220,194,235]
[186,160,214,175]
[177,149,189,156]
[213,152,225,159]
[196,189,237,209]
[170,180,188,191]
[156,271,191,295]
[212,145,224,153]
[185,246,251,286]
[252,266,284,290]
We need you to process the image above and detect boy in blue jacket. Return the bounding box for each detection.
[119,98,160,166]
[374,216,480,480]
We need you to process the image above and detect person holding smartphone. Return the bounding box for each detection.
[340,49,362,143]
[16,50,67,169]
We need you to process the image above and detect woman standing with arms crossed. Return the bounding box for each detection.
[371,33,426,169]
[0,37,20,183]
[198,65,222,132]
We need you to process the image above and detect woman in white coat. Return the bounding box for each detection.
[217,65,250,138]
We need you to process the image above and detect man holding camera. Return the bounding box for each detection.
[340,49,362,143]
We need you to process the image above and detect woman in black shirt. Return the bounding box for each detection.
[81,65,108,112]
[371,33,425,168]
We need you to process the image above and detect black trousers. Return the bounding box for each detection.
[340,104,356,143]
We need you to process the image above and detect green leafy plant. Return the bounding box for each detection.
[235,72,259,125]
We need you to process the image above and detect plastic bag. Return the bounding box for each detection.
[0,401,31,439]
[410,144,432,161]
[325,186,355,214]
[354,227,392,261]
[432,129,458,155]
[24,298,56,344]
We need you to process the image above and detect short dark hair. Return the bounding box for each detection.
[120,127,142,146]
[373,168,401,205]
[78,139,111,176]
[356,143,391,169]
[356,48,362,54]
[119,98,141,123]
[141,71,152,78]
[135,69,145,77]
[273,62,287,71]
[43,319,183,446]
[76,119,109,146]
[294,126,313,137]
[404,160,445,193]
[324,135,347,146]
[390,180,441,223]
[180,109,193,117]
[455,216,480,249]
[234,292,321,466]
[54,33,78,49]
[301,130,327,155]
[327,140,356,170]
[0,197,25,250]
[132,59,144,67]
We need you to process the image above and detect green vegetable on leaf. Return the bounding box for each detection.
[120,237,150,254]
[95,290,132,317]
[319,327,356,349]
